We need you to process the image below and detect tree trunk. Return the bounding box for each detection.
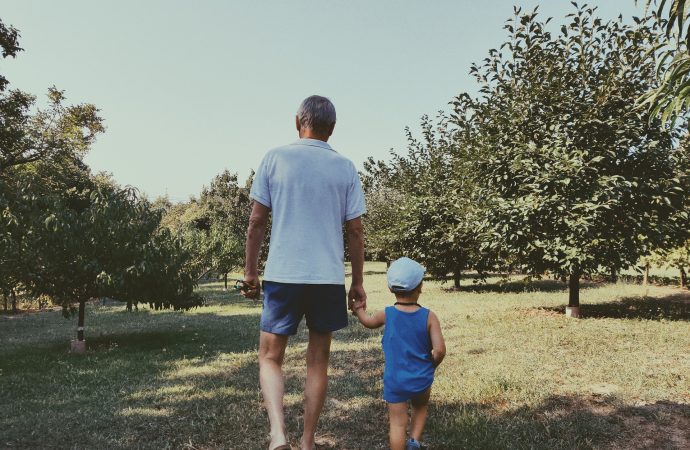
[386,260,391,268]
[643,262,650,286]
[3,291,7,312]
[126,301,132,312]
[453,258,463,289]
[77,300,85,341]
[568,269,580,308]
[224,273,228,290]
[680,267,687,289]
[10,289,17,313]
[610,266,618,283]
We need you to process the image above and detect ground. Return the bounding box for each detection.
[1,262,689,449]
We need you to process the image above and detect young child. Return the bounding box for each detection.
[352,257,446,450]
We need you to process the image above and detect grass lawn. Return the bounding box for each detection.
[2,262,689,449]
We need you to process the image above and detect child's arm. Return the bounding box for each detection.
[428,311,446,368]
[354,305,385,329]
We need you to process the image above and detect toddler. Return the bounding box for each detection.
[352,257,446,450]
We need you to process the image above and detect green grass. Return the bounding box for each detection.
[2,262,689,449]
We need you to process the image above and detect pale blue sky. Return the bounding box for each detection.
[3,1,643,201]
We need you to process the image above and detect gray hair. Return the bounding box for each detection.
[297,95,336,134]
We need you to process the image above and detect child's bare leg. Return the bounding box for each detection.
[410,388,431,441]
[388,401,408,450]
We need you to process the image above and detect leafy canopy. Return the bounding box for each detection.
[461,4,689,285]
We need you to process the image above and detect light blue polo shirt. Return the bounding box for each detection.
[250,138,367,284]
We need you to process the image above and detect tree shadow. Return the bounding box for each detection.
[448,278,597,294]
[87,316,258,354]
[424,394,690,450]
[0,311,261,368]
[542,295,690,322]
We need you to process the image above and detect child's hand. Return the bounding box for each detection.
[353,306,385,329]
[351,299,366,314]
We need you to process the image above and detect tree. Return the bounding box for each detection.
[1,20,101,172]
[0,87,103,172]
[0,19,103,315]
[160,171,264,289]
[462,5,690,311]
[361,183,405,264]
[31,182,202,343]
[0,18,26,310]
[363,114,491,288]
[0,20,202,342]
[0,18,22,91]
[199,170,251,288]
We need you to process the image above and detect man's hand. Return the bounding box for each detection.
[242,274,261,301]
[348,283,367,312]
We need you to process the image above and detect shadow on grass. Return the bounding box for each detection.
[0,311,262,366]
[427,395,690,450]
[447,278,599,294]
[584,295,690,321]
[542,294,690,322]
[87,316,259,354]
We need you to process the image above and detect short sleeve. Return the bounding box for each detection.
[345,164,367,221]
[250,154,272,208]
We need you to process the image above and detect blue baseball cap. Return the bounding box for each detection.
[387,257,426,293]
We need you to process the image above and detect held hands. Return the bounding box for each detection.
[350,299,366,315]
[348,283,367,314]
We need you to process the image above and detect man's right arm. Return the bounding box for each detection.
[345,216,367,310]
[243,201,270,299]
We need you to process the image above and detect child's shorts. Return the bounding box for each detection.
[384,382,432,403]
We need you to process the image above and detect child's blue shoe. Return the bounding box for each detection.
[406,438,422,450]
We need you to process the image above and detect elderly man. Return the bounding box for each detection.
[242,95,367,450]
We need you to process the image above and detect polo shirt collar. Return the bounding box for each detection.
[293,138,334,151]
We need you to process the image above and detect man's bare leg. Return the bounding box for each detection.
[259,331,290,449]
[301,329,332,450]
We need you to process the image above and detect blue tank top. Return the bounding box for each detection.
[382,306,435,395]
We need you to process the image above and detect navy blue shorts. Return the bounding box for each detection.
[260,281,348,335]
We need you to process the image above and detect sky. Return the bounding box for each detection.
[2,0,644,202]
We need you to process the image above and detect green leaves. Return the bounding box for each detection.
[0,18,22,92]
[158,169,255,281]
[637,1,690,124]
[43,214,58,232]
[459,4,690,281]
[363,113,495,285]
